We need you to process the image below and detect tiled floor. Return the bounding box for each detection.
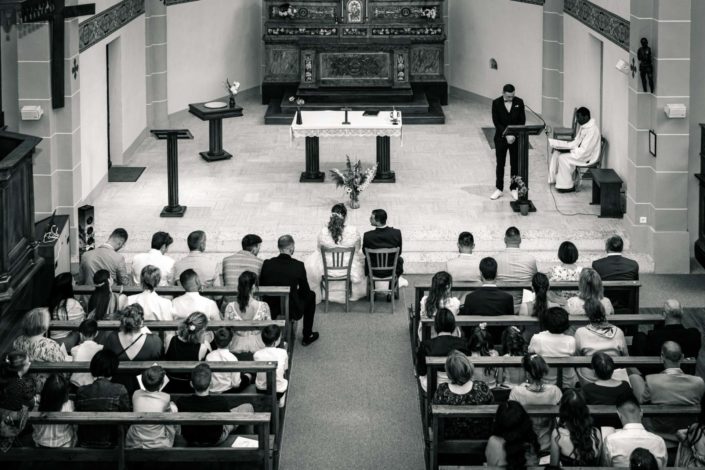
[92,90,650,272]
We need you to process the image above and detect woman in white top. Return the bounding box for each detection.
[418,271,461,339]
[48,272,85,350]
[565,268,614,316]
[528,306,577,387]
[304,203,367,304]
[224,271,271,358]
[127,265,174,321]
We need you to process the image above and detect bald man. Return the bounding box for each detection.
[639,341,705,445]
[632,300,701,359]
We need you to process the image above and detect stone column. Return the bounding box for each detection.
[146,0,168,128]
[542,0,563,126]
[627,0,691,272]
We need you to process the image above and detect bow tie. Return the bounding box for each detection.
[504,100,513,103]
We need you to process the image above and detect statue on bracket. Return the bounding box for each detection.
[346,0,364,23]
[637,37,655,93]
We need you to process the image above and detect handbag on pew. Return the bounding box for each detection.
[0,405,29,452]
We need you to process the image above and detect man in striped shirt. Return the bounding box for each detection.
[222,234,264,287]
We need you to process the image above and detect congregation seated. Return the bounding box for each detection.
[582,353,633,406]
[304,203,367,304]
[172,269,221,322]
[445,231,480,282]
[527,307,577,387]
[70,319,103,388]
[492,226,538,308]
[498,327,527,388]
[77,228,131,286]
[508,354,562,454]
[127,265,174,321]
[432,350,494,439]
[419,271,461,339]
[632,299,701,358]
[131,231,176,286]
[547,241,582,304]
[592,235,640,313]
[222,233,264,293]
[550,389,603,466]
[416,309,469,392]
[87,269,127,321]
[103,304,163,395]
[518,272,559,341]
[33,374,76,448]
[675,394,705,467]
[467,325,499,388]
[206,328,249,393]
[460,258,513,340]
[485,400,540,467]
[565,267,615,316]
[75,350,132,448]
[254,325,289,406]
[125,365,177,449]
[48,272,85,350]
[173,230,221,287]
[223,271,272,358]
[165,312,211,393]
[175,363,254,447]
[0,351,35,414]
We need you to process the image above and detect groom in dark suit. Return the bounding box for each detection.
[491,83,526,201]
[363,209,403,299]
[259,235,319,346]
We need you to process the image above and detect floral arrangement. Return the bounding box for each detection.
[330,156,377,205]
[511,176,529,200]
[422,7,437,20]
[225,78,240,98]
[289,95,305,107]
[275,3,297,18]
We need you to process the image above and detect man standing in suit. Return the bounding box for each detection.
[363,209,403,299]
[459,257,514,338]
[592,235,639,314]
[493,227,538,308]
[632,299,701,358]
[259,235,319,346]
[639,341,705,444]
[490,84,526,200]
[445,231,480,282]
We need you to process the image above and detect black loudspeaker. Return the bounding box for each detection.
[78,204,95,258]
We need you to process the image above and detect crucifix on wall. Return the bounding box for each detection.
[21,0,95,109]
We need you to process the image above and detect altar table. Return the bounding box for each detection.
[290,110,402,183]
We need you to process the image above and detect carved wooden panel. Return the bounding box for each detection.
[319,52,391,87]
[265,45,301,81]
[410,45,442,79]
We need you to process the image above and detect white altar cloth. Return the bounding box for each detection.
[290,110,403,143]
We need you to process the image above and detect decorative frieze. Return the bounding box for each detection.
[564,0,629,51]
[269,5,337,20]
[342,27,368,36]
[78,0,144,52]
[267,26,338,36]
[371,26,442,36]
[371,5,439,20]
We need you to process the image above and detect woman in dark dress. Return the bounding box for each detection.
[102,304,162,395]
[164,312,210,393]
[431,350,494,439]
[581,352,632,428]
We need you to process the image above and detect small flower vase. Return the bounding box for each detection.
[349,193,360,209]
[228,96,236,108]
[296,107,303,125]
[519,200,530,216]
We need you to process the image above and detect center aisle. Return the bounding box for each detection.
[280,287,424,470]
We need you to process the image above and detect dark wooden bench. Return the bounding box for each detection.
[0,412,273,470]
[590,168,623,218]
[73,285,293,344]
[430,404,700,470]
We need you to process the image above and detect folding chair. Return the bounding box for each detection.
[320,245,355,313]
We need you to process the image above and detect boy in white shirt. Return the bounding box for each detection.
[172,269,221,321]
[70,319,104,387]
[206,328,250,393]
[254,325,288,406]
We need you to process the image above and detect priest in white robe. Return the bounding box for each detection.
[548,107,602,191]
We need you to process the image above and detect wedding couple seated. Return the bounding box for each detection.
[305,206,404,306]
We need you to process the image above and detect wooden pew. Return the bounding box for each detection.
[48,319,286,332]
[430,404,700,470]
[0,412,273,470]
[73,285,293,344]
[410,280,641,356]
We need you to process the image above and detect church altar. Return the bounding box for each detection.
[291,110,401,183]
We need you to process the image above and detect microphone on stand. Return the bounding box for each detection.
[524,103,550,136]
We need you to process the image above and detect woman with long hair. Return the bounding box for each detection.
[418,271,460,339]
[223,271,271,359]
[675,393,705,467]
[499,326,527,388]
[304,203,367,304]
[485,400,540,469]
[48,272,85,349]
[87,269,126,321]
[566,268,614,316]
[550,388,602,466]
[509,354,562,454]
[468,325,498,388]
[519,272,559,341]
[33,374,77,448]
[165,312,210,392]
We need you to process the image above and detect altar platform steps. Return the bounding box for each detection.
[264,89,445,125]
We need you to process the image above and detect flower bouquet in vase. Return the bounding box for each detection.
[225,78,240,108]
[511,176,530,215]
[289,96,305,124]
[330,156,377,209]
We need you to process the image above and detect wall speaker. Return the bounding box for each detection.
[78,205,95,257]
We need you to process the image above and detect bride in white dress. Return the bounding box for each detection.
[305,203,367,304]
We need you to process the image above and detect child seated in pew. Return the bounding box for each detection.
[206,328,251,393]
[467,324,498,388]
[33,374,77,448]
[498,326,527,389]
[254,325,288,407]
[126,365,177,449]
[176,363,254,447]
[70,319,103,388]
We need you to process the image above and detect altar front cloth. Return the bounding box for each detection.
[290,110,403,141]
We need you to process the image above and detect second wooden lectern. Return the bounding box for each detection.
[504,124,545,213]
[151,129,193,217]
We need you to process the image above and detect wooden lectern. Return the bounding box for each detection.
[151,129,193,217]
[504,124,545,213]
